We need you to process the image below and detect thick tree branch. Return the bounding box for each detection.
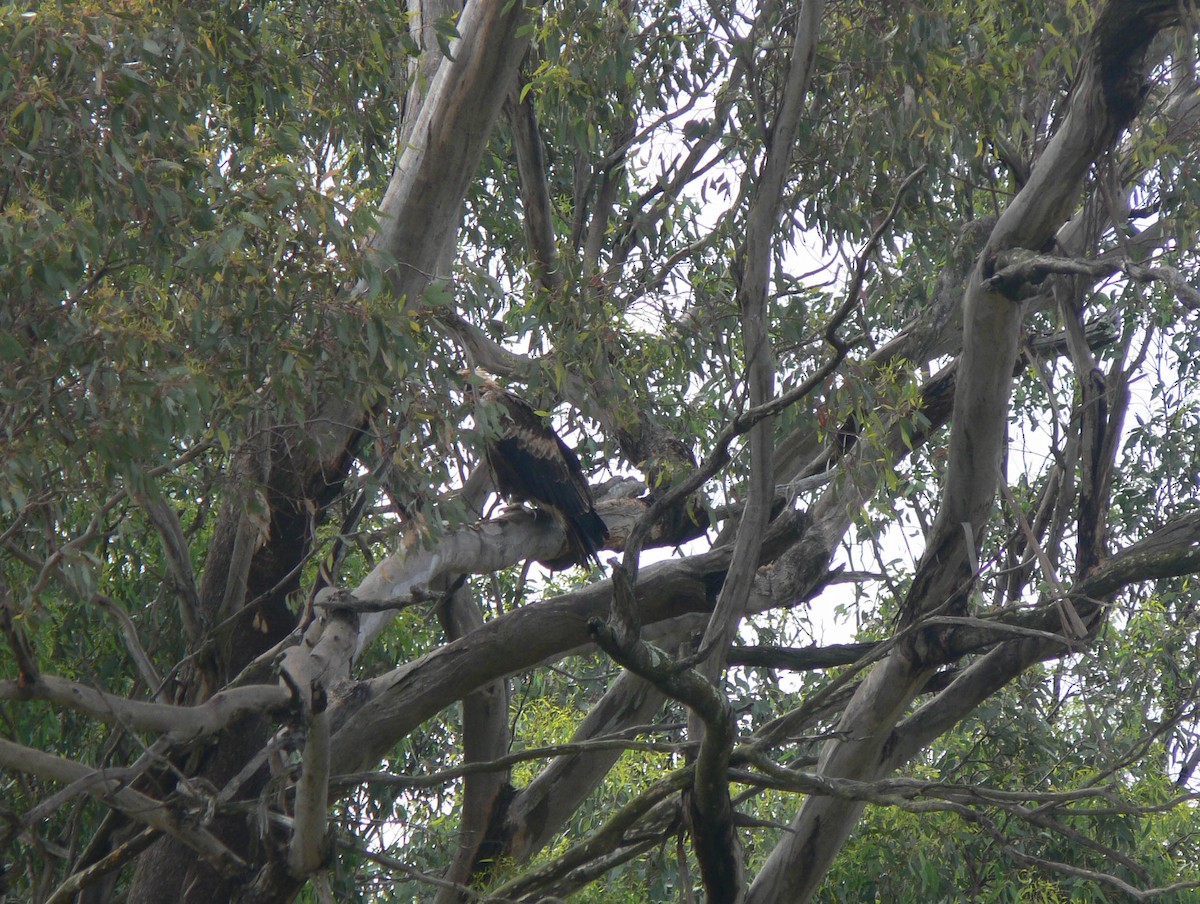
[504,82,563,296]
[0,738,247,877]
[352,483,705,654]
[432,582,512,902]
[0,675,293,739]
[277,600,358,879]
[590,563,742,902]
[327,518,830,777]
[499,670,668,862]
[369,0,532,301]
[748,5,1185,901]
[488,767,692,901]
[286,708,330,879]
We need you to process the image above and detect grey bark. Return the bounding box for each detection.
[746,4,1182,900]
[125,0,535,900]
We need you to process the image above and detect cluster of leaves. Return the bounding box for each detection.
[818,664,1198,902]
[0,0,415,595]
[0,0,418,891]
[5,0,1200,899]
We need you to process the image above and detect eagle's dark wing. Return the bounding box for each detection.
[483,389,608,566]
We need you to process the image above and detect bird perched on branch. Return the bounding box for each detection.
[464,370,608,567]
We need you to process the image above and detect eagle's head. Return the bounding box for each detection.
[458,366,504,399]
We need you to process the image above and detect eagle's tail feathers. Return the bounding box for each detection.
[570,509,609,568]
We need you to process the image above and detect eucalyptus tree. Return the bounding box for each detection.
[3,0,1200,902]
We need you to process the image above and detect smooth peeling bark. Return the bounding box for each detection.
[432,585,513,903]
[371,0,533,302]
[329,551,728,775]
[127,1,536,901]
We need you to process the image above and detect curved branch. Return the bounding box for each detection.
[590,564,740,901]
[748,4,1186,900]
[353,485,706,653]
[0,738,247,877]
[0,675,292,740]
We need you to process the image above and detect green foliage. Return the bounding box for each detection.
[5,0,1200,901]
[0,0,415,893]
[819,669,1200,902]
[0,0,414,600]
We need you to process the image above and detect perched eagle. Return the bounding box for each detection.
[467,372,608,567]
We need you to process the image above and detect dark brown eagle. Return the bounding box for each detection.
[467,372,608,567]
